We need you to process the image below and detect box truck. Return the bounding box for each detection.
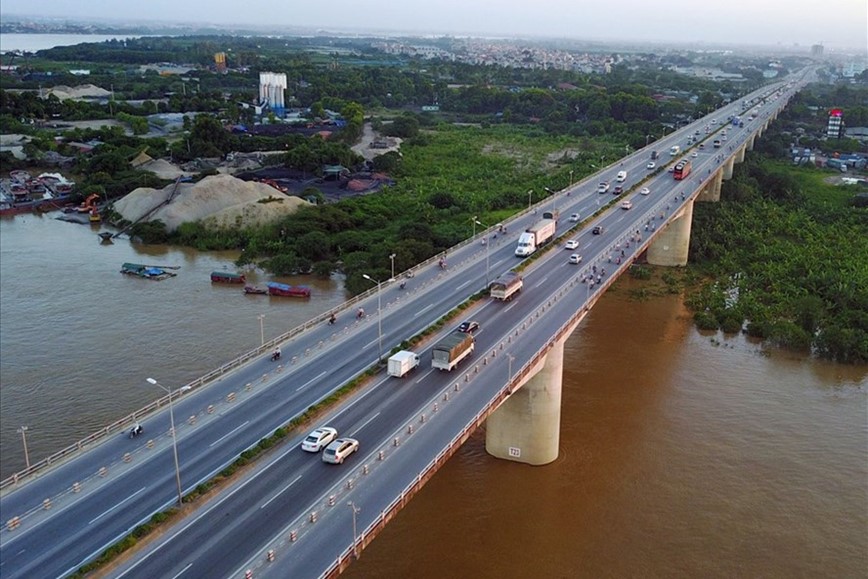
[431,332,475,372]
[489,271,523,301]
[387,350,420,378]
[515,218,557,257]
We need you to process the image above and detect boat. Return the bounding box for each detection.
[267,282,311,298]
[211,271,246,284]
[243,284,267,295]
[120,263,177,281]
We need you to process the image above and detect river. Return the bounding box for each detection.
[0,214,865,577]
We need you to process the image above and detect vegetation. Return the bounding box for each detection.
[687,159,867,363]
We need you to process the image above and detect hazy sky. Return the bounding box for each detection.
[3,0,867,52]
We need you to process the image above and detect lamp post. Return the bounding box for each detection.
[17,426,30,469]
[361,274,383,362]
[257,314,265,347]
[507,353,515,384]
[544,187,556,217]
[388,253,396,281]
[347,501,360,558]
[646,134,654,146]
[473,218,490,286]
[527,189,533,211]
[472,215,477,239]
[569,170,573,188]
[146,378,183,507]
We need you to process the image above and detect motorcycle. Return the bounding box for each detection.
[129,424,143,439]
[271,350,281,362]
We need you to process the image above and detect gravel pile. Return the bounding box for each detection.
[113,174,310,232]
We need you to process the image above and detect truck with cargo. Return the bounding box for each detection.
[514,218,557,257]
[431,332,475,372]
[387,350,420,378]
[489,271,523,301]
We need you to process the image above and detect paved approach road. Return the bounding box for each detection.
[0,76,806,579]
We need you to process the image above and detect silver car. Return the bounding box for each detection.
[322,438,360,464]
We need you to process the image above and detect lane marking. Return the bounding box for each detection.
[455,279,474,290]
[260,475,302,510]
[171,563,193,579]
[350,412,381,438]
[415,368,435,383]
[413,304,434,318]
[89,487,147,525]
[295,371,327,392]
[532,276,548,289]
[209,421,250,448]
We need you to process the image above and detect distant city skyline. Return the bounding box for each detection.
[1,0,866,53]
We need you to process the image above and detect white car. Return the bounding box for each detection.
[569,213,580,223]
[597,182,610,194]
[568,254,583,264]
[646,161,656,169]
[301,426,338,452]
[640,187,650,195]
[621,200,633,210]
[322,438,360,464]
[691,151,699,158]
[564,239,579,250]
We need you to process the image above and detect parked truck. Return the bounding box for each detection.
[387,350,420,378]
[514,218,557,257]
[431,332,475,372]
[489,270,523,301]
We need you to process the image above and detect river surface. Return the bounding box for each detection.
[1,214,866,577]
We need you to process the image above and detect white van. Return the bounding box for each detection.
[669,145,681,156]
[616,171,627,182]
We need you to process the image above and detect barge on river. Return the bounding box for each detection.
[211,271,246,284]
[267,282,311,298]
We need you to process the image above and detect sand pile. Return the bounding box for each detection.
[113,174,310,232]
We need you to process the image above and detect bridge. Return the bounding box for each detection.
[0,73,810,579]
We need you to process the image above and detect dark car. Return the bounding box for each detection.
[592,226,604,235]
[458,320,480,333]
[613,185,623,195]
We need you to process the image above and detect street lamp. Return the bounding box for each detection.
[544,187,557,217]
[388,253,396,281]
[527,189,533,211]
[361,274,383,362]
[646,134,654,146]
[146,377,183,507]
[473,218,490,286]
[472,215,477,239]
[507,353,515,385]
[347,501,360,558]
[569,170,573,188]
[257,314,265,347]
[17,426,30,469]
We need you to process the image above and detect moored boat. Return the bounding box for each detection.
[120,263,178,281]
[267,282,311,298]
[243,284,267,295]
[211,271,246,284]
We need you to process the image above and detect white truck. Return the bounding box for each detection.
[514,218,556,257]
[388,350,420,378]
[616,170,627,182]
[489,271,523,301]
[431,332,475,372]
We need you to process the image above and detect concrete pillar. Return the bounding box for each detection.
[736,145,746,163]
[647,199,694,266]
[723,157,735,180]
[486,338,563,465]
[697,172,722,203]
[746,135,755,151]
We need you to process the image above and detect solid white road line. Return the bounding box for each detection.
[295,371,327,392]
[350,412,381,438]
[260,475,302,510]
[209,421,250,448]
[88,487,147,525]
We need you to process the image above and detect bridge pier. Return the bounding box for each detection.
[746,134,755,151]
[723,157,735,180]
[485,338,563,465]
[736,145,746,163]
[698,171,723,203]
[646,198,694,266]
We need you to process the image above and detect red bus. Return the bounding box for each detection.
[673,160,691,180]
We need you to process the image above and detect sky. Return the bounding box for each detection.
[2,0,867,52]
